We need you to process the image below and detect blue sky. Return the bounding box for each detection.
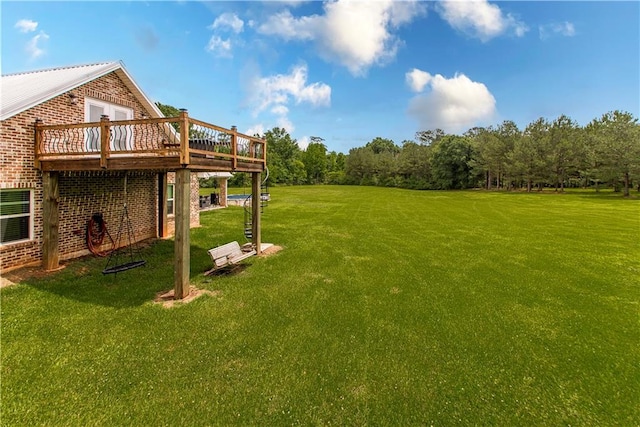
[2,1,638,153]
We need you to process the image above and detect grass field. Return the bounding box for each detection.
[2,186,638,425]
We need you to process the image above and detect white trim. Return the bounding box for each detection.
[167,183,175,217]
[84,97,134,151]
[0,189,34,246]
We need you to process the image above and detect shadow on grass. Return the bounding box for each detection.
[14,239,217,309]
[487,188,638,200]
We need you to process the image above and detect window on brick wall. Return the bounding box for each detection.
[0,189,33,245]
[85,97,134,151]
[167,184,175,216]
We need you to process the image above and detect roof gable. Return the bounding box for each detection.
[1,61,163,121]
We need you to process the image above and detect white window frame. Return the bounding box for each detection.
[0,189,34,246]
[167,183,175,217]
[84,97,134,152]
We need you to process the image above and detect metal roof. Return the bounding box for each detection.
[1,61,164,121]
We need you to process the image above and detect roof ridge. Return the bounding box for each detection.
[1,61,120,77]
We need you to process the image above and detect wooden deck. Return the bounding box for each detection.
[34,110,266,173]
[35,111,266,300]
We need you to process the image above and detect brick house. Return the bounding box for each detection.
[0,61,266,298]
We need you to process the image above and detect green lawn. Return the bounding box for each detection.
[2,186,638,426]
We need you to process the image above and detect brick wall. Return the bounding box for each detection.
[57,171,158,260]
[0,70,200,273]
[165,172,201,236]
[219,178,228,207]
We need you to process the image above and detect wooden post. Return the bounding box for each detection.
[158,172,168,238]
[34,119,43,169]
[261,137,267,166]
[231,125,238,170]
[100,115,110,168]
[179,109,190,166]
[252,172,262,255]
[42,171,60,271]
[174,168,191,299]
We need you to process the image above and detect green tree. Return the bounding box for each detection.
[345,146,376,185]
[326,151,346,184]
[416,129,445,146]
[303,139,328,184]
[430,135,475,190]
[548,115,580,192]
[466,126,497,189]
[264,127,303,185]
[366,137,400,155]
[155,102,181,132]
[155,102,181,118]
[397,140,432,189]
[587,111,640,196]
[495,120,521,190]
[326,151,343,172]
[509,118,550,191]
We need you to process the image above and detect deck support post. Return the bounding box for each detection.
[174,168,191,299]
[42,171,60,271]
[251,172,262,255]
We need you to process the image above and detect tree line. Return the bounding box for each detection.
[260,110,639,197]
[156,101,639,197]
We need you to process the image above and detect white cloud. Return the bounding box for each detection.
[206,36,232,57]
[250,63,331,115]
[247,63,330,141]
[257,0,425,76]
[257,10,318,40]
[26,31,49,60]
[245,123,265,137]
[277,116,295,133]
[437,0,528,42]
[269,0,308,7]
[297,135,310,150]
[406,68,432,93]
[15,19,38,33]
[210,12,244,34]
[539,21,576,40]
[271,105,289,116]
[407,70,497,133]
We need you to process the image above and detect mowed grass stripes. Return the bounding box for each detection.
[2,186,638,425]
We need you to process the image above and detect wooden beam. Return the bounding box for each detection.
[34,119,43,169]
[174,168,191,299]
[252,172,262,255]
[42,171,60,271]
[179,109,189,166]
[231,126,238,170]
[39,157,265,173]
[100,115,110,168]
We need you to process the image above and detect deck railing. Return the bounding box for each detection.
[34,110,266,170]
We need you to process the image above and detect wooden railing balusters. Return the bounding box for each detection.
[33,116,266,171]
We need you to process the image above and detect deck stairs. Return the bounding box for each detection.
[243,168,269,240]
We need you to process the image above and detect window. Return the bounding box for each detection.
[0,190,33,245]
[84,98,134,151]
[167,184,175,216]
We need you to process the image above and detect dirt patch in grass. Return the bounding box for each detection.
[1,265,64,289]
[153,286,221,308]
[259,245,283,257]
